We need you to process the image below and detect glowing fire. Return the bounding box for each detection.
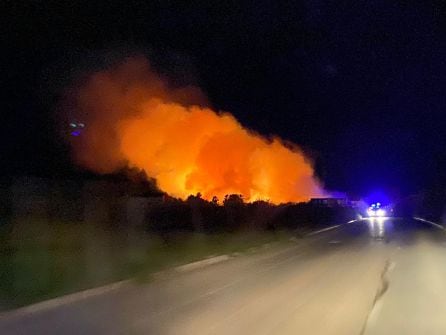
[62,57,325,203]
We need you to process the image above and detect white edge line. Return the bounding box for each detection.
[413,217,445,230]
[306,224,342,236]
[305,218,360,237]
[364,298,384,330]
[175,255,231,272]
[0,279,131,320]
[2,219,363,319]
[0,254,233,320]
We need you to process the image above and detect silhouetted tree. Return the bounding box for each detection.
[146,199,192,242]
[145,193,356,236]
[223,194,246,231]
[187,193,206,232]
[247,201,274,230]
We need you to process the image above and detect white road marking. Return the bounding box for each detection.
[176,255,231,272]
[413,217,445,230]
[0,279,131,320]
[365,299,384,329]
[306,224,342,236]
[306,218,361,237]
[1,255,233,320]
[388,261,396,272]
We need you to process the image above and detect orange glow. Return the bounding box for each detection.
[63,57,325,203]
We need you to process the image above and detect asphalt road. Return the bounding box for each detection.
[1,217,446,335]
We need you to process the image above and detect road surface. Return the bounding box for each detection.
[1,218,446,335]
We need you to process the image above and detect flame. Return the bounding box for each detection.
[63,57,325,203]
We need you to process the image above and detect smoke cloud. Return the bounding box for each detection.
[62,56,325,203]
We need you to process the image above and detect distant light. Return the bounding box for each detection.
[70,122,85,128]
[376,209,385,217]
[377,202,381,207]
[71,131,81,137]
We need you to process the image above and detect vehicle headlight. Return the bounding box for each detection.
[376,209,385,217]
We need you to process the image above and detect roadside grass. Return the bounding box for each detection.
[0,219,291,309]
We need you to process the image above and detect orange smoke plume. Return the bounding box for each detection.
[63,57,325,203]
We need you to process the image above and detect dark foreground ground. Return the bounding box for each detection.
[1,218,445,335]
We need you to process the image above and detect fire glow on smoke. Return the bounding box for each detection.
[62,57,325,203]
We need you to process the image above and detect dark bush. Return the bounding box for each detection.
[145,195,357,235]
[146,199,193,236]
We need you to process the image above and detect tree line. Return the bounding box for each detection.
[146,194,357,237]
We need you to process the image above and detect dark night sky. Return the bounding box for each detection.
[3,0,446,196]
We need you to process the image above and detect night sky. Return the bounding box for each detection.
[3,0,446,196]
